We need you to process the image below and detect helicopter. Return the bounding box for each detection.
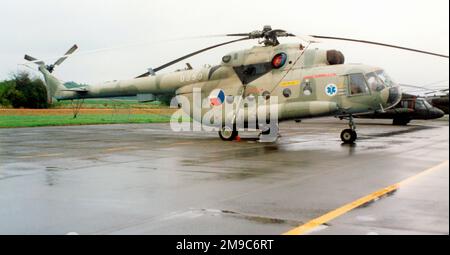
[427,93,449,114]
[399,83,449,114]
[23,25,449,143]
[356,93,445,125]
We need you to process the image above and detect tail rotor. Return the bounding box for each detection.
[24,44,78,73]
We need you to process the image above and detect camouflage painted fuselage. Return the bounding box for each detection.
[44,43,402,123]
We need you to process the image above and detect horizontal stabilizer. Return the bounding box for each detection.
[60,88,89,93]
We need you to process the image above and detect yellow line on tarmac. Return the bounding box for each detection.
[283,160,449,235]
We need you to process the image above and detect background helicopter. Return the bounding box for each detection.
[24,26,449,143]
[400,83,449,114]
[427,93,449,114]
[356,93,445,125]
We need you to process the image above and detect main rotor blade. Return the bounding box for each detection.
[54,44,78,66]
[136,37,250,78]
[400,83,449,94]
[226,33,250,37]
[425,88,449,95]
[310,35,449,58]
[400,83,437,91]
[24,54,45,65]
[295,34,322,43]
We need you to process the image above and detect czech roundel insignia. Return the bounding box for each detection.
[209,89,225,106]
[325,84,338,96]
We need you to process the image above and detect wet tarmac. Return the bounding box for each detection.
[0,117,448,234]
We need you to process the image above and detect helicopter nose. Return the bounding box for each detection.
[431,108,445,119]
[383,86,402,109]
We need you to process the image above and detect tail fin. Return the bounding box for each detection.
[24,45,78,103]
[38,66,67,102]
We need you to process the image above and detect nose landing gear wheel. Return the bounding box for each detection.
[341,129,357,144]
[219,126,238,141]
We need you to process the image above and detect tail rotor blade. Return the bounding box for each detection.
[53,57,68,67]
[54,44,78,66]
[24,54,37,61]
[65,44,79,55]
[24,54,45,65]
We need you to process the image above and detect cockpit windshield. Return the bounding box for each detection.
[423,99,434,109]
[375,70,396,87]
[415,99,427,110]
[365,72,385,92]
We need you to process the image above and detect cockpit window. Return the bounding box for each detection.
[415,99,427,110]
[348,73,370,95]
[375,70,396,87]
[423,99,433,109]
[366,72,385,92]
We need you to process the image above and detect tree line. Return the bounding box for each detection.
[0,72,49,108]
[0,72,173,108]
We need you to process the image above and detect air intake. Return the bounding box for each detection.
[327,50,345,65]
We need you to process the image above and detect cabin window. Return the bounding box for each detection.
[348,73,369,95]
[401,100,414,109]
[301,80,313,96]
[365,72,385,92]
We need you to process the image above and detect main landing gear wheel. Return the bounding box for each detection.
[219,126,238,141]
[340,129,357,144]
[340,115,357,144]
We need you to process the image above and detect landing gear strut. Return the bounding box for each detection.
[71,98,84,119]
[340,115,357,144]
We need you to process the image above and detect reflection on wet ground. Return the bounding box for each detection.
[0,118,448,234]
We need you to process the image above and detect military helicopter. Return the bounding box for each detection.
[426,92,449,114]
[357,93,445,125]
[400,83,449,114]
[24,25,449,143]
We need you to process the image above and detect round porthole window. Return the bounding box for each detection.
[283,88,291,98]
[272,53,287,69]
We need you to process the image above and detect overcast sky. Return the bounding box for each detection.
[1,0,448,90]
